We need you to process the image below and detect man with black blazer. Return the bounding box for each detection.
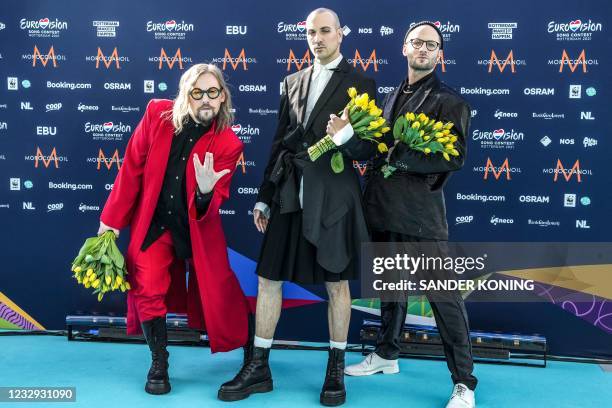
[333,22,477,408]
[218,8,376,406]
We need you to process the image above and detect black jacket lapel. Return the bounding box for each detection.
[297,66,313,125]
[303,59,350,132]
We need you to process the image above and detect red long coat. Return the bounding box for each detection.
[100,99,248,352]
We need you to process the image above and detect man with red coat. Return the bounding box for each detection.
[98,63,250,395]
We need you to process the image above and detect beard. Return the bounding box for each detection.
[409,56,436,71]
[196,106,217,125]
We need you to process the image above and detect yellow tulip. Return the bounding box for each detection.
[374,132,382,138]
[377,143,389,153]
[443,129,451,136]
[418,113,428,122]
[74,266,82,273]
[105,275,112,286]
[438,137,449,143]
[435,132,444,138]
[86,269,93,277]
[411,121,421,129]
[125,282,131,290]
[368,99,376,109]
[116,276,123,285]
[445,143,454,149]
[419,130,425,137]
[433,122,444,131]
[451,149,460,156]
[347,87,358,98]
[443,152,450,161]
[423,136,430,141]
[77,277,82,284]
[84,281,91,289]
[444,122,454,130]
[450,136,457,142]
[92,279,100,289]
[424,148,431,154]
[381,127,391,133]
[405,112,415,121]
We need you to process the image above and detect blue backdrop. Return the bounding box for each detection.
[1,0,611,359]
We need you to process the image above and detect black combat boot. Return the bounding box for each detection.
[217,346,273,401]
[141,317,171,395]
[320,348,346,406]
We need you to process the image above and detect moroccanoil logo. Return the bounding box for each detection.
[25,45,65,67]
[27,147,68,168]
[235,152,256,174]
[348,49,388,72]
[212,49,256,71]
[482,50,526,73]
[476,158,521,180]
[86,148,123,170]
[280,49,312,71]
[85,47,129,69]
[148,48,193,70]
[543,159,592,182]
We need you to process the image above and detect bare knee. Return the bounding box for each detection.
[325,280,350,301]
[258,276,282,295]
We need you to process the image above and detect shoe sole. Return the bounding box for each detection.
[344,366,399,376]
[320,392,346,406]
[217,379,273,402]
[145,382,171,395]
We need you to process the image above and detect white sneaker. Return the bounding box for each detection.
[344,352,399,376]
[445,383,475,408]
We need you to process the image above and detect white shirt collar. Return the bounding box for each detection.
[313,54,343,75]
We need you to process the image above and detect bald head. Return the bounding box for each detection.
[307,8,341,28]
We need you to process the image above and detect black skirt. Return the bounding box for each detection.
[256,204,358,284]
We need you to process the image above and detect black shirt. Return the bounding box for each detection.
[390,71,434,122]
[142,118,213,259]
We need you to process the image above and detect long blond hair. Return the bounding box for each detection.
[168,63,234,134]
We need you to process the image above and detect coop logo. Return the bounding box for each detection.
[45,102,62,112]
[47,203,64,212]
[472,128,524,150]
[231,124,259,144]
[490,216,514,225]
[20,17,68,38]
[235,152,256,174]
[460,87,510,96]
[239,84,267,92]
[84,121,132,141]
[86,148,123,170]
[543,159,592,182]
[78,203,100,213]
[278,49,312,71]
[519,195,550,204]
[212,48,256,71]
[26,147,68,168]
[455,215,474,225]
[494,110,518,120]
[476,158,520,180]
[436,51,456,72]
[478,50,525,73]
[348,49,388,72]
[528,219,561,228]
[86,47,129,69]
[146,20,194,40]
[550,50,598,73]
[47,81,92,90]
[548,19,602,41]
[277,21,307,41]
[488,22,517,39]
[583,137,598,148]
[23,45,66,67]
[410,20,460,42]
[77,103,99,112]
[149,48,192,70]
[92,21,119,38]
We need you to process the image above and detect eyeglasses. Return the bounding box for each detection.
[408,38,440,51]
[190,87,223,100]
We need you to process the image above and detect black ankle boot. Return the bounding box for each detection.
[320,348,346,406]
[141,317,171,395]
[218,346,273,401]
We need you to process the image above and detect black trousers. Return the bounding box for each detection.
[372,231,478,391]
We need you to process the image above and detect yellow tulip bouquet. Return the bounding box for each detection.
[381,112,459,178]
[307,87,390,173]
[70,231,130,301]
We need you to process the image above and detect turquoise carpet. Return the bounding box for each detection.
[0,335,610,407]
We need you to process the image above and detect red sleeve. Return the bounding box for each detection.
[100,100,157,229]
